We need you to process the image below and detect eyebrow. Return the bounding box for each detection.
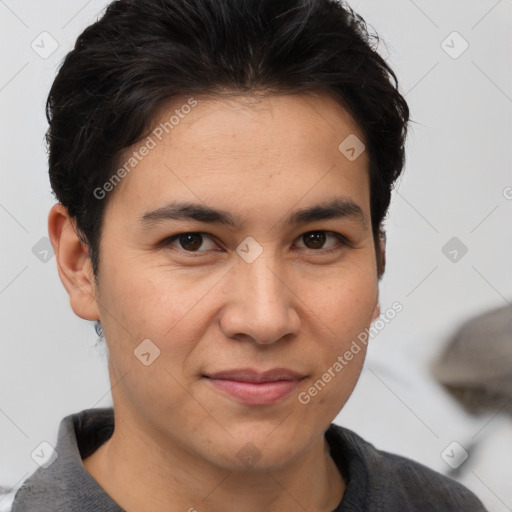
[138,197,367,230]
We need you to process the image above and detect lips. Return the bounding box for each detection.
[205,368,305,382]
[203,368,305,405]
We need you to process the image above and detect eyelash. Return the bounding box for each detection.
[159,231,351,256]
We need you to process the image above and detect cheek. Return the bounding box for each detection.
[96,264,217,391]
[294,261,376,402]
[299,262,378,343]
[98,258,187,338]
[297,348,367,428]
[296,282,372,418]
[97,270,205,418]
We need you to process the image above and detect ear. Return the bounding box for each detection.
[371,298,381,323]
[48,203,100,321]
[376,227,387,280]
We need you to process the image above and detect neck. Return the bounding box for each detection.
[83,411,345,512]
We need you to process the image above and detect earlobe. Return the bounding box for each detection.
[48,203,100,321]
[371,301,381,322]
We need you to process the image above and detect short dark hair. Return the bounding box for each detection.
[46,0,409,282]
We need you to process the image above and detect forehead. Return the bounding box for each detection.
[104,92,370,224]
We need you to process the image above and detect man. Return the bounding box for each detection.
[11,0,487,510]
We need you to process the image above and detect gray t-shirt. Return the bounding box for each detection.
[10,407,487,511]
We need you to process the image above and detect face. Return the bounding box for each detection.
[71,92,380,471]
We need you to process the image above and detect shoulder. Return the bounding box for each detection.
[326,423,488,511]
[10,408,119,512]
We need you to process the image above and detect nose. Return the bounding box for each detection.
[219,254,301,345]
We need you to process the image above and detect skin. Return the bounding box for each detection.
[48,92,382,512]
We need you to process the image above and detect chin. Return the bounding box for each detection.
[202,431,306,473]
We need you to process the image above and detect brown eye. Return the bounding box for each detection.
[163,232,218,252]
[178,233,203,251]
[294,231,349,254]
[302,231,327,249]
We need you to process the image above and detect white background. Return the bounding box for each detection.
[0,1,511,511]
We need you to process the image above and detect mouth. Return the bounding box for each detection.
[203,368,306,406]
